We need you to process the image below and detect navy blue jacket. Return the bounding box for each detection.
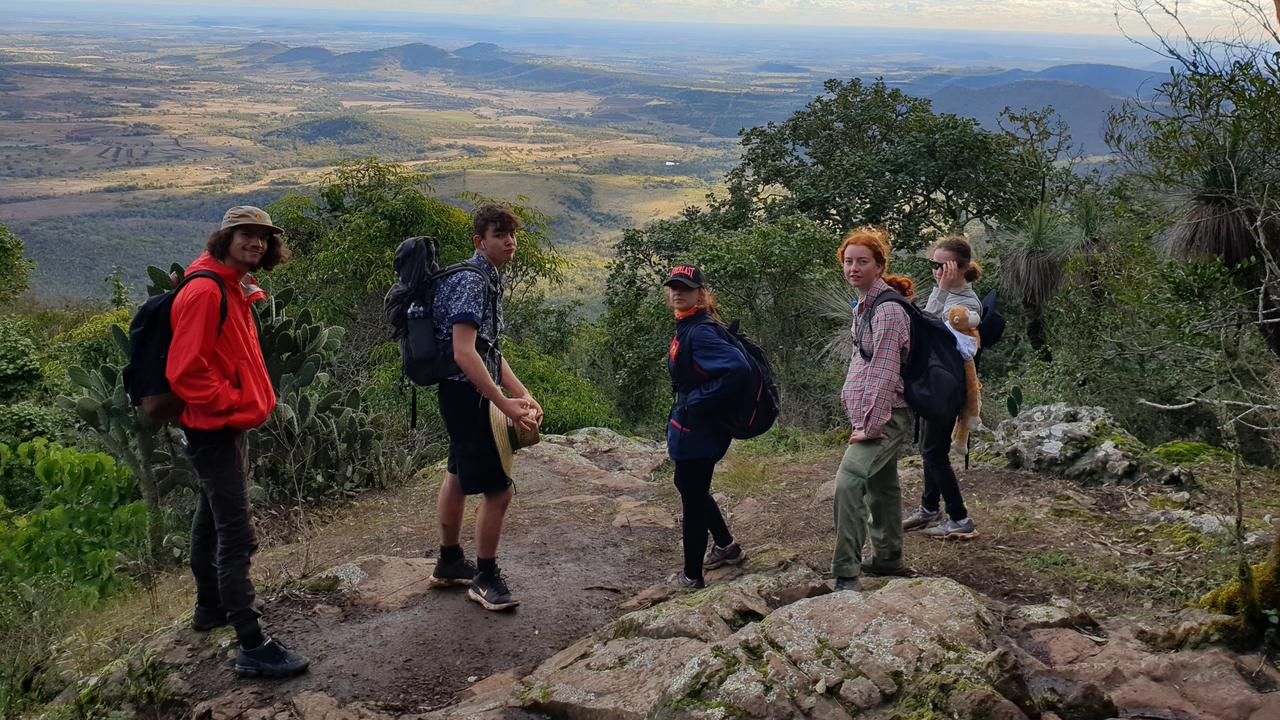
[666,310,750,462]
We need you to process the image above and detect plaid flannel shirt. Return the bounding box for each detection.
[842,278,911,438]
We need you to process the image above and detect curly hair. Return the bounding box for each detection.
[837,226,914,299]
[206,227,290,271]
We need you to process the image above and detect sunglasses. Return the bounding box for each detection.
[929,261,946,270]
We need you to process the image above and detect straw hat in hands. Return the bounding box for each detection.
[488,401,542,476]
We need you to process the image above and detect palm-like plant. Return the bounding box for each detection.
[995,204,1086,358]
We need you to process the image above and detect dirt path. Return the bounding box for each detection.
[157,431,1275,716]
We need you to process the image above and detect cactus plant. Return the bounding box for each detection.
[246,287,402,503]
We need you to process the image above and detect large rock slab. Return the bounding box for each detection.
[502,567,1280,720]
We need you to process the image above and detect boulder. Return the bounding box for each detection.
[518,574,1007,719]
[990,404,1190,485]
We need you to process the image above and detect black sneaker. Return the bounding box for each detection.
[192,605,227,632]
[703,541,745,570]
[860,557,911,577]
[467,571,520,611]
[431,557,478,587]
[234,637,310,678]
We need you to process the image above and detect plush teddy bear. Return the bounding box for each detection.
[945,305,983,448]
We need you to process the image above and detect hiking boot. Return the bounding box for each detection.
[833,576,859,592]
[860,557,910,577]
[191,604,227,632]
[704,541,745,570]
[431,556,478,587]
[922,517,979,540]
[234,637,310,678]
[669,573,706,590]
[467,570,520,611]
[903,506,942,531]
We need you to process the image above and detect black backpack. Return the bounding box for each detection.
[122,270,228,421]
[861,290,967,423]
[383,237,499,388]
[676,319,780,440]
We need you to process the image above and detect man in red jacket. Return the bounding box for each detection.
[167,206,308,678]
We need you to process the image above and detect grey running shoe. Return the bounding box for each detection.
[467,571,520,611]
[903,506,942,531]
[669,573,706,590]
[704,541,745,570]
[922,517,979,540]
[430,557,477,587]
[234,637,310,678]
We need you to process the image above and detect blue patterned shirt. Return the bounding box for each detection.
[433,251,503,385]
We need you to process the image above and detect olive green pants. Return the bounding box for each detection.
[831,408,912,579]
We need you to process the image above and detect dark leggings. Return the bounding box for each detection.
[673,458,733,581]
[919,417,968,521]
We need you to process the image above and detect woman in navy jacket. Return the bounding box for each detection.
[664,265,750,588]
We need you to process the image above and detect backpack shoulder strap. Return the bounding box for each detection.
[673,317,715,390]
[434,263,501,354]
[176,270,229,337]
[859,289,917,361]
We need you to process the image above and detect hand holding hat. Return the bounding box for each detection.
[489,396,542,476]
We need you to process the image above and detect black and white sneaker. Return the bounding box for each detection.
[467,570,520,611]
[431,557,478,587]
[703,541,745,570]
[234,637,310,678]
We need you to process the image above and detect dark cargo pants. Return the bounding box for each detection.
[185,427,262,643]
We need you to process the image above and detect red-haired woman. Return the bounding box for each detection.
[831,228,915,591]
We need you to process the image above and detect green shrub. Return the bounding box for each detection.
[42,308,131,395]
[0,440,145,597]
[0,319,40,402]
[503,339,617,434]
[0,401,72,446]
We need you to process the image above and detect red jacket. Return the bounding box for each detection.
[166,252,275,430]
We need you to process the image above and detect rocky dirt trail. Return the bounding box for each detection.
[128,412,1280,719]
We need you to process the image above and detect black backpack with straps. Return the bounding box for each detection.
[673,318,780,440]
[860,290,967,424]
[122,269,228,421]
[384,238,500,421]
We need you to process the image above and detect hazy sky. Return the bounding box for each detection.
[35,0,1246,36]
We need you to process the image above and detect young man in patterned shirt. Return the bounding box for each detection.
[832,227,915,591]
[427,205,543,611]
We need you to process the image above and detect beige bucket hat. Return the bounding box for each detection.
[488,402,541,476]
[221,205,283,235]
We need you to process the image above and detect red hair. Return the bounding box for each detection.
[837,226,914,299]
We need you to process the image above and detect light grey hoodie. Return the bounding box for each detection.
[924,284,982,321]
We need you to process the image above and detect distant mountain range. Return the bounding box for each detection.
[204,40,1157,150]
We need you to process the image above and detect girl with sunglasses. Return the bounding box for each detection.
[901,235,983,540]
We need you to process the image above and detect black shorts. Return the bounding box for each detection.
[437,379,512,495]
